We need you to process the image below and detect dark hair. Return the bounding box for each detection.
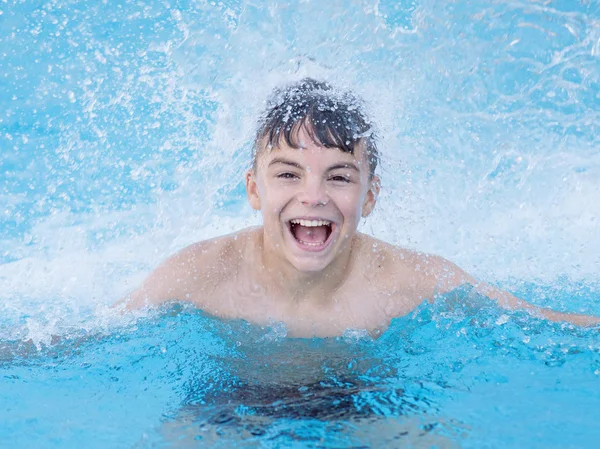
[253,78,379,178]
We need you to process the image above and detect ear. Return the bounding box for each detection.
[361,175,380,217]
[245,169,262,210]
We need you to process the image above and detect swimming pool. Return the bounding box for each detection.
[1,0,600,447]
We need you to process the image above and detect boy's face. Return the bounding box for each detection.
[246,126,379,273]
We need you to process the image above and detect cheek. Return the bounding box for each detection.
[338,189,366,213]
[258,191,285,218]
[263,181,295,205]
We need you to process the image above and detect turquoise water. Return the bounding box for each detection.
[2,0,600,447]
[2,296,600,448]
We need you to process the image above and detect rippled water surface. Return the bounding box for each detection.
[1,0,600,447]
[2,296,600,448]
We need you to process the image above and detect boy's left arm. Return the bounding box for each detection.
[432,257,600,328]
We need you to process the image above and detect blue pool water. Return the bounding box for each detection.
[1,0,600,447]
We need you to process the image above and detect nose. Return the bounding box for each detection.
[297,177,329,207]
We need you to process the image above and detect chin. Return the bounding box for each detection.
[288,256,332,273]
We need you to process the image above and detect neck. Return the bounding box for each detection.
[257,230,355,305]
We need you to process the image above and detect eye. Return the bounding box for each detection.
[277,172,299,180]
[329,175,351,183]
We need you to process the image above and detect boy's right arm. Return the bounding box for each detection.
[118,243,207,310]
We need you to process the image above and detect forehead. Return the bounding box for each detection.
[257,142,368,175]
[255,128,368,170]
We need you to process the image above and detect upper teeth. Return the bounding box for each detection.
[290,219,331,227]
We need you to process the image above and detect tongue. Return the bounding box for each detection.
[294,225,328,243]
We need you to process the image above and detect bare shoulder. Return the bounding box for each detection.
[355,235,424,288]
[174,228,253,271]
[122,228,257,309]
[353,234,474,302]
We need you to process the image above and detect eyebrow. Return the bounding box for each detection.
[327,163,360,173]
[268,158,361,173]
[268,157,303,169]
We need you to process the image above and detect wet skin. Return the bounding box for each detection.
[121,129,600,337]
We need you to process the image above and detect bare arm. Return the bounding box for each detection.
[119,257,190,310]
[117,242,214,310]
[432,257,600,327]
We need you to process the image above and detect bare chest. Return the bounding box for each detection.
[197,273,420,338]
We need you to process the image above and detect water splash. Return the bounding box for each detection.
[0,0,599,385]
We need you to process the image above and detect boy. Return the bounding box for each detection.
[122,78,599,337]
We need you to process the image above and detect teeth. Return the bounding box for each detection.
[297,240,325,246]
[290,219,332,227]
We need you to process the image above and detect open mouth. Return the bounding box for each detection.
[288,218,334,249]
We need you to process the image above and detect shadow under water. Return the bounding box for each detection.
[150,305,467,448]
[158,376,465,448]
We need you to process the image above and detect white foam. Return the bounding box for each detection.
[2,0,600,343]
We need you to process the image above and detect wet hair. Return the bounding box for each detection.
[253,78,379,178]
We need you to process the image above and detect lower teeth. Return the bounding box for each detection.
[298,240,325,246]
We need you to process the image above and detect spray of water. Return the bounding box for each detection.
[1,0,599,344]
